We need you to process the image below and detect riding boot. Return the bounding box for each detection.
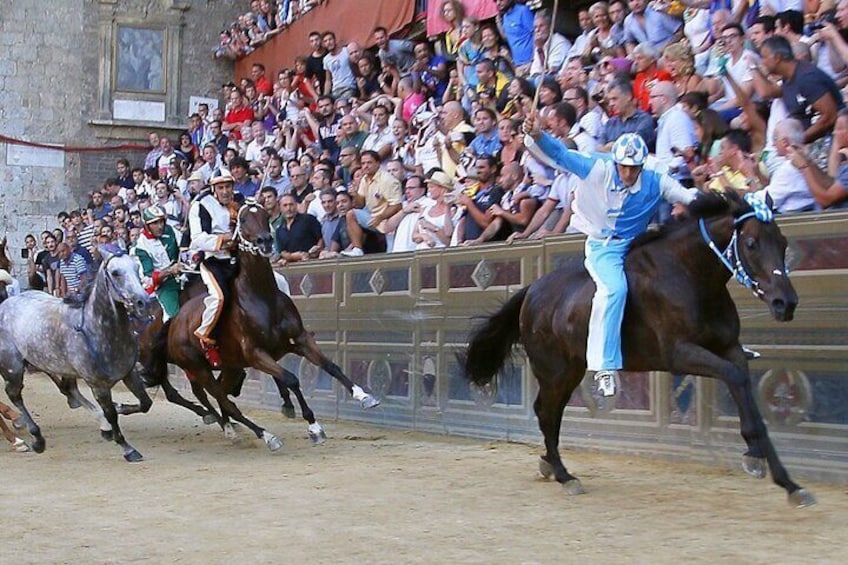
[200,338,222,369]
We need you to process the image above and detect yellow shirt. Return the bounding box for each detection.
[707,166,750,193]
[358,169,402,233]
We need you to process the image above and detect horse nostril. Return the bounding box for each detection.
[772,298,786,313]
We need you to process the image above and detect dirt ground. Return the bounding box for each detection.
[1,376,846,565]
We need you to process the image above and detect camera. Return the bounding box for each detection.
[810,10,837,31]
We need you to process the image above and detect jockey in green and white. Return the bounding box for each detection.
[131,206,181,321]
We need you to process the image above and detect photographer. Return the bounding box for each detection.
[812,3,848,87]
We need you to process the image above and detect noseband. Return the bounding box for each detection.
[698,195,781,298]
[233,201,272,257]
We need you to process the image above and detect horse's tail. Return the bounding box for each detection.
[461,286,528,387]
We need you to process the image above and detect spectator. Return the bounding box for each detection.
[774,10,811,61]
[789,109,848,208]
[759,118,818,212]
[229,157,259,199]
[323,31,356,99]
[387,175,434,253]
[757,35,844,144]
[496,0,535,72]
[342,150,401,256]
[583,2,625,61]
[55,242,89,297]
[622,0,682,53]
[251,62,273,96]
[457,155,505,245]
[599,79,657,150]
[262,154,290,194]
[474,161,538,243]
[305,30,328,94]
[437,0,465,60]
[568,8,596,60]
[274,193,323,263]
[223,89,255,141]
[373,26,416,75]
[318,188,343,248]
[529,9,572,84]
[144,132,162,170]
[469,107,503,158]
[631,42,671,112]
[412,171,455,249]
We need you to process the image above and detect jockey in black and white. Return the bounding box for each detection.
[187,171,241,368]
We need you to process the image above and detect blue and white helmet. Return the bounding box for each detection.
[611,133,648,167]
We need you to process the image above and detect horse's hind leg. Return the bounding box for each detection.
[670,342,814,507]
[294,332,379,409]
[530,353,586,495]
[160,378,217,425]
[271,369,297,419]
[89,383,142,462]
[270,369,326,444]
[47,375,113,438]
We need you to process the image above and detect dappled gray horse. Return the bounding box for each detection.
[0,247,153,461]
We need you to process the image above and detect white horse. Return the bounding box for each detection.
[0,247,153,461]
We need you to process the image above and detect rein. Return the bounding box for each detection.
[697,190,780,298]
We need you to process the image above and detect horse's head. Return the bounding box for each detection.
[98,245,152,319]
[730,192,798,322]
[234,200,274,257]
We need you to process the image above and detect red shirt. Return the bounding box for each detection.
[224,107,255,140]
[255,75,273,96]
[633,67,672,112]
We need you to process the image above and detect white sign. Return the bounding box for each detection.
[6,144,65,168]
[113,99,166,122]
[189,96,219,116]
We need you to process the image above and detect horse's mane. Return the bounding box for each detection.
[630,190,745,250]
[63,279,94,308]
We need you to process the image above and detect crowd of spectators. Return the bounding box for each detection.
[215,0,324,59]
[23,0,848,294]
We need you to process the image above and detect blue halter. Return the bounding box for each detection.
[698,193,775,295]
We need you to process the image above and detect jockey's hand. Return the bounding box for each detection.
[523,111,541,140]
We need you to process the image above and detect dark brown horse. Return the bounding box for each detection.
[159,201,379,450]
[462,190,815,507]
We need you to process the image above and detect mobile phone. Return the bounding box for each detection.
[20,248,28,259]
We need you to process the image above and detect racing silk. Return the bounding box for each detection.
[526,133,697,240]
[131,224,180,320]
[188,191,237,260]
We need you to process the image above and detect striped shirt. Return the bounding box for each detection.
[59,253,88,293]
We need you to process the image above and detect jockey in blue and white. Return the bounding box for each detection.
[524,117,698,397]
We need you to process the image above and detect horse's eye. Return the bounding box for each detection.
[744,237,757,249]
[111,270,122,277]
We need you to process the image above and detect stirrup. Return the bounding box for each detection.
[593,370,618,398]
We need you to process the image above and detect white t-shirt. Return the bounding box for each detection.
[324,47,355,93]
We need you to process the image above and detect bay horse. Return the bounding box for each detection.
[135,282,325,440]
[0,247,153,461]
[462,190,816,507]
[160,200,379,450]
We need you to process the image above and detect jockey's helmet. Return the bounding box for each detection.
[612,133,648,167]
[142,206,167,225]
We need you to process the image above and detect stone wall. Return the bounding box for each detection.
[0,0,242,276]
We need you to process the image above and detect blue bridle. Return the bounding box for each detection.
[697,193,777,297]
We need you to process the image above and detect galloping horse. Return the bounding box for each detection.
[462,190,815,507]
[160,200,379,450]
[0,247,153,461]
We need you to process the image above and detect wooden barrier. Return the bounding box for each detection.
[225,210,848,482]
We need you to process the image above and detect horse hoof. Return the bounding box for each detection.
[281,405,297,419]
[788,488,817,508]
[12,418,25,431]
[12,438,30,453]
[202,414,218,425]
[31,437,45,454]
[262,431,283,451]
[101,429,114,441]
[539,458,554,479]
[360,394,380,410]
[308,423,327,444]
[223,424,238,441]
[742,455,767,479]
[562,479,586,495]
[123,449,144,463]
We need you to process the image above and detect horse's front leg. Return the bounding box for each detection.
[293,331,379,409]
[208,367,282,451]
[3,368,45,453]
[115,371,153,415]
[670,342,815,507]
[160,378,217,425]
[90,383,143,462]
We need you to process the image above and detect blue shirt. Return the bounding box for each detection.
[236,179,259,199]
[501,3,535,66]
[469,131,503,158]
[599,109,657,151]
[529,133,696,240]
[622,7,681,51]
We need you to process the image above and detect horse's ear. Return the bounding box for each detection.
[97,245,114,264]
[764,191,775,211]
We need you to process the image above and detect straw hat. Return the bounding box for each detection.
[425,170,454,189]
[209,172,235,186]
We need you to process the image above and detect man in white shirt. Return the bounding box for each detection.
[322,31,356,99]
[651,81,698,178]
[244,120,273,165]
[529,10,572,84]
[763,118,817,212]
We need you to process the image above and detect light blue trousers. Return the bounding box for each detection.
[584,237,630,371]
